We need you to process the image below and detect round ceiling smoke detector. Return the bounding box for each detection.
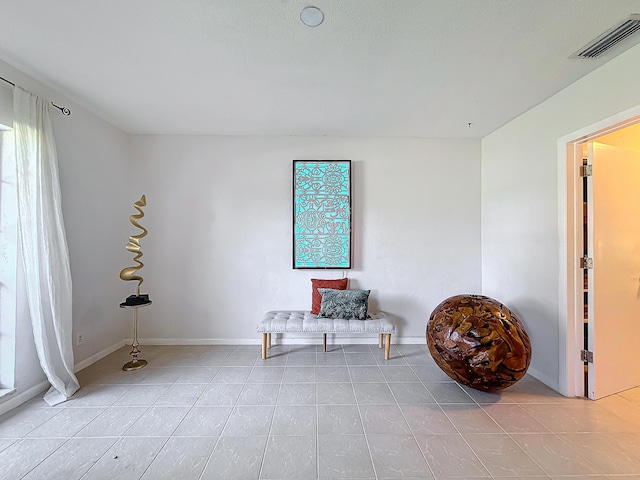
[300,7,323,27]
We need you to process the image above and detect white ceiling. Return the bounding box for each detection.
[1,1,640,138]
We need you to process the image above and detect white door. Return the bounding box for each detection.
[587,141,640,399]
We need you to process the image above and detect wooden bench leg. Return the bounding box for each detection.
[379,333,383,349]
[384,334,391,360]
[267,332,271,349]
[323,333,327,352]
[262,333,268,360]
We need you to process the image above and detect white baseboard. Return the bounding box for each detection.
[0,340,131,417]
[272,335,427,345]
[0,335,428,417]
[395,337,426,345]
[135,338,261,346]
[136,336,427,346]
[526,366,561,394]
[2,338,559,416]
[0,380,49,417]
[74,339,128,373]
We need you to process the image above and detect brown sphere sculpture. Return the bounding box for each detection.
[426,294,531,391]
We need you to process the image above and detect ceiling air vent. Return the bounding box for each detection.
[572,14,640,58]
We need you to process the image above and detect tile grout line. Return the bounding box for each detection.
[440,404,505,479]
[221,348,264,479]
[192,349,237,480]
[5,345,640,479]
[83,351,222,480]
[256,345,287,480]
[388,354,438,480]
[348,347,379,480]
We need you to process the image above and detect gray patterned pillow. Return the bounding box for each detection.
[317,288,371,320]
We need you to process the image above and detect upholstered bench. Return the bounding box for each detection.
[257,310,396,360]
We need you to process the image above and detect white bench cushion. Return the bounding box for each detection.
[257,310,396,335]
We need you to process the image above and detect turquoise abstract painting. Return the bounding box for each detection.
[293,160,352,269]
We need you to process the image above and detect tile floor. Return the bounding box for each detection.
[1,343,640,479]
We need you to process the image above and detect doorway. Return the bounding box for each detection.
[564,117,640,400]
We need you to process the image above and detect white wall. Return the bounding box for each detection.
[481,43,640,392]
[129,136,481,342]
[0,59,132,412]
[52,84,133,366]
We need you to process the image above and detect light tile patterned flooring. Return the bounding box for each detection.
[1,343,640,479]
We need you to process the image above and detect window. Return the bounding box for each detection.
[0,83,16,398]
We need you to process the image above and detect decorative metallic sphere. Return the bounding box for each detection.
[426,294,531,391]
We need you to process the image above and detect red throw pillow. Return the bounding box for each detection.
[311,278,348,314]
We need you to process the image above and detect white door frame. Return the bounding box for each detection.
[557,105,640,397]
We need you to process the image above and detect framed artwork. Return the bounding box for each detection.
[293,160,352,269]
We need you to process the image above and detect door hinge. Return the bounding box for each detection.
[580,165,593,177]
[581,350,594,363]
[580,256,594,269]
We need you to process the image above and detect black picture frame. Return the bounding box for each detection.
[292,160,352,269]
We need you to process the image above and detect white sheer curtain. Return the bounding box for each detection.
[13,86,79,405]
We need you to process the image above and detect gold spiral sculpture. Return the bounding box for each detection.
[120,195,147,296]
[119,195,151,371]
